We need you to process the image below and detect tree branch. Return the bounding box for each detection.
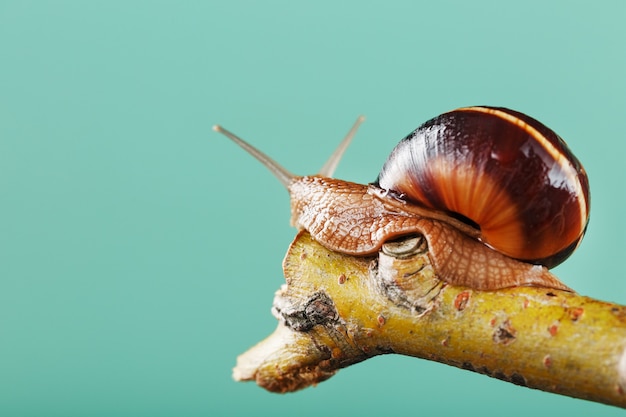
[233,231,626,408]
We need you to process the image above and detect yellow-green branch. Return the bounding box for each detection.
[233,231,626,408]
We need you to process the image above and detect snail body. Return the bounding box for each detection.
[214,106,590,291]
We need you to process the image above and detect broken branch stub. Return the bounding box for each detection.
[233,231,626,408]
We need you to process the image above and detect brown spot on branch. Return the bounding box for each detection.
[493,319,516,345]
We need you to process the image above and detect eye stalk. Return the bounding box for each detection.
[212,124,294,188]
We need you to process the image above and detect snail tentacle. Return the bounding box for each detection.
[318,116,366,178]
[213,124,294,188]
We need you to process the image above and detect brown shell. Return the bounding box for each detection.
[375,106,590,268]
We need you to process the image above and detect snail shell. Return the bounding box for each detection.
[375,106,590,268]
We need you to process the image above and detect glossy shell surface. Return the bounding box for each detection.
[375,106,590,268]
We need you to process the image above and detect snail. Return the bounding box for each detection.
[213,106,590,291]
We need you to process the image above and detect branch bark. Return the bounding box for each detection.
[233,231,626,408]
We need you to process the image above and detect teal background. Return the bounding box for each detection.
[1,1,625,415]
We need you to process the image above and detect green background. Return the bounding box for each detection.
[2,1,625,415]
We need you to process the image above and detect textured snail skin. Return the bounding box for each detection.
[375,106,590,268]
[288,176,571,291]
